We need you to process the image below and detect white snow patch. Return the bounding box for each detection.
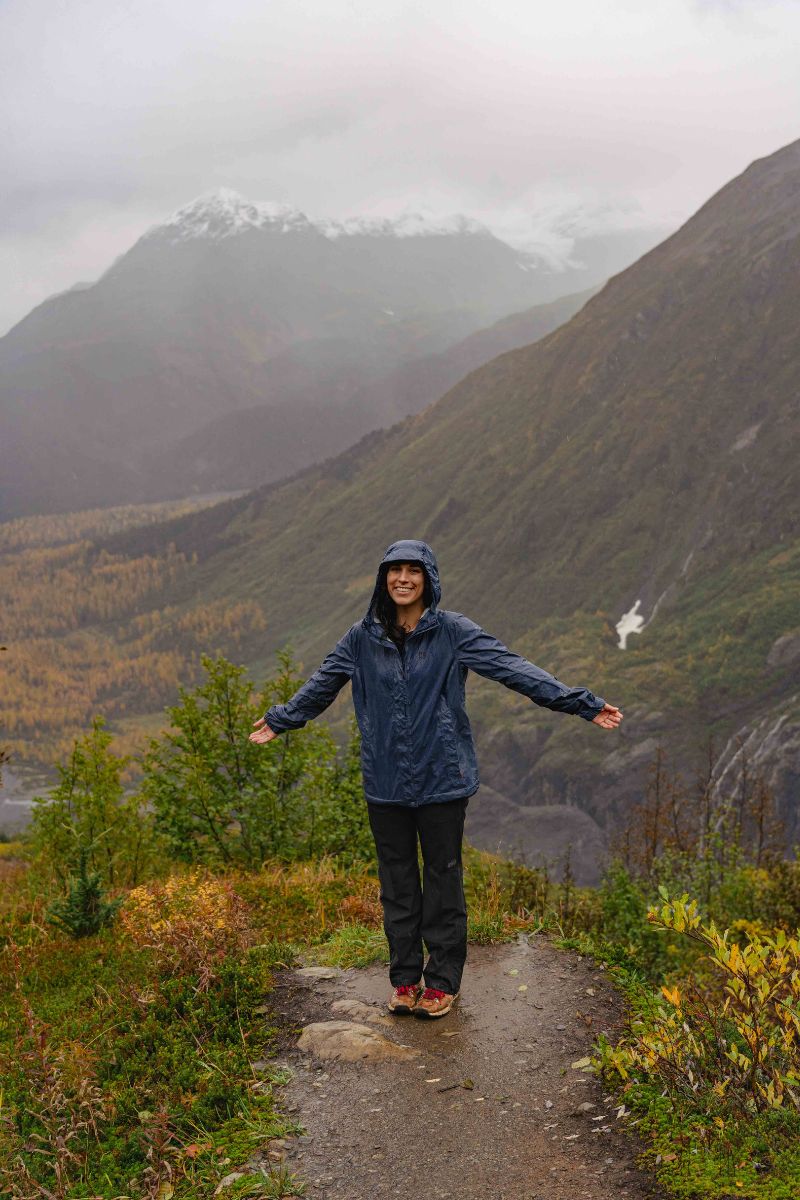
[730,422,762,453]
[143,189,491,245]
[381,308,396,317]
[145,188,315,243]
[318,210,488,240]
[616,599,645,649]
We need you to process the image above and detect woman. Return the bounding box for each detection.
[250,539,622,1019]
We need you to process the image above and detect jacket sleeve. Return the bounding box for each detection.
[449,614,605,722]
[264,627,358,734]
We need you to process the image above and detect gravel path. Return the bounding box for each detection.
[270,934,667,1200]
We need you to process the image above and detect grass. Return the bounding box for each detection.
[619,1092,800,1200]
[6,834,800,1198]
[303,923,389,969]
[0,843,569,1197]
[0,922,300,1198]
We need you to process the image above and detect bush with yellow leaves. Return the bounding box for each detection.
[120,871,253,991]
[599,889,800,1119]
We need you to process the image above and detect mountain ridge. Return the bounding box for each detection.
[86,139,800,855]
[6,145,799,881]
[141,187,495,246]
[0,189,635,519]
[135,286,600,497]
[96,139,800,630]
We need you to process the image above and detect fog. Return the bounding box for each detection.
[2,0,799,333]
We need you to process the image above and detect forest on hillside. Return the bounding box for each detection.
[0,501,263,769]
[3,494,799,860]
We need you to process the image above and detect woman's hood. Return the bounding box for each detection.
[365,539,441,621]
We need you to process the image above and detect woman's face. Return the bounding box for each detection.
[386,561,425,609]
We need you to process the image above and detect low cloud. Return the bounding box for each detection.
[1,0,799,332]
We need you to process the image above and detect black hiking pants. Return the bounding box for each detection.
[367,796,468,995]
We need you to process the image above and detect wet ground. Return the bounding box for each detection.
[270,934,666,1200]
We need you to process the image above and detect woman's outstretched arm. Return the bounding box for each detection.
[249,626,358,745]
[449,614,622,728]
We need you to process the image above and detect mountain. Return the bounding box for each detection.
[138,286,600,496]
[7,144,800,882]
[0,189,631,519]
[129,140,799,645]
[86,140,800,880]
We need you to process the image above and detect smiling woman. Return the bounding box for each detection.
[376,560,429,649]
[249,538,622,1019]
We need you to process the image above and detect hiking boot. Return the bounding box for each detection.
[413,987,459,1019]
[387,981,423,1015]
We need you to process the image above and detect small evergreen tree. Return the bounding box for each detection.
[140,652,369,867]
[45,845,123,938]
[29,717,159,888]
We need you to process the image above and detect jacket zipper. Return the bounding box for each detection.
[381,620,437,806]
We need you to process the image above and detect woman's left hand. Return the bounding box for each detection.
[592,703,623,730]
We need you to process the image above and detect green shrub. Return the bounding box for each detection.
[598,860,670,978]
[140,653,372,868]
[596,890,800,1198]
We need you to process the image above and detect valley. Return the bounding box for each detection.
[2,145,799,885]
[0,189,630,520]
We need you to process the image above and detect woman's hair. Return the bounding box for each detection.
[374,561,433,648]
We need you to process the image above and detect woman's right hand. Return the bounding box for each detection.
[249,717,278,745]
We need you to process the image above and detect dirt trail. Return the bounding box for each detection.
[271,934,666,1200]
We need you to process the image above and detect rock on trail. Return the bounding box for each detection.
[270,935,666,1200]
[297,1019,417,1062]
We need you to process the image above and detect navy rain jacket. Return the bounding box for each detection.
[264,540,606,807]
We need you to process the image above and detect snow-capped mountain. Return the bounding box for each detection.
[144,189,318,243]
[143,188,492,246]
[0,187,659,518]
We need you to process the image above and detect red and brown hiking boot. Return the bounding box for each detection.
[413,987,459,1019]
[387,981,423,1015]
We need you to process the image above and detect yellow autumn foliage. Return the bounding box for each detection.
[120,872,254,991]
[600,892,800,1117]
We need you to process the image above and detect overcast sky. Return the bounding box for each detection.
[1,0,799,334]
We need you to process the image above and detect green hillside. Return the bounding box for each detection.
[5,142,800,872]
[90,140,800,844]
[117,141,799,657]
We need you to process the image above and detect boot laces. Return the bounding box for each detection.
[422,987,447,1001]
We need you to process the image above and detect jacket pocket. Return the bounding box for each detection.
[436,696,465,781]
[359,713,376,780]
